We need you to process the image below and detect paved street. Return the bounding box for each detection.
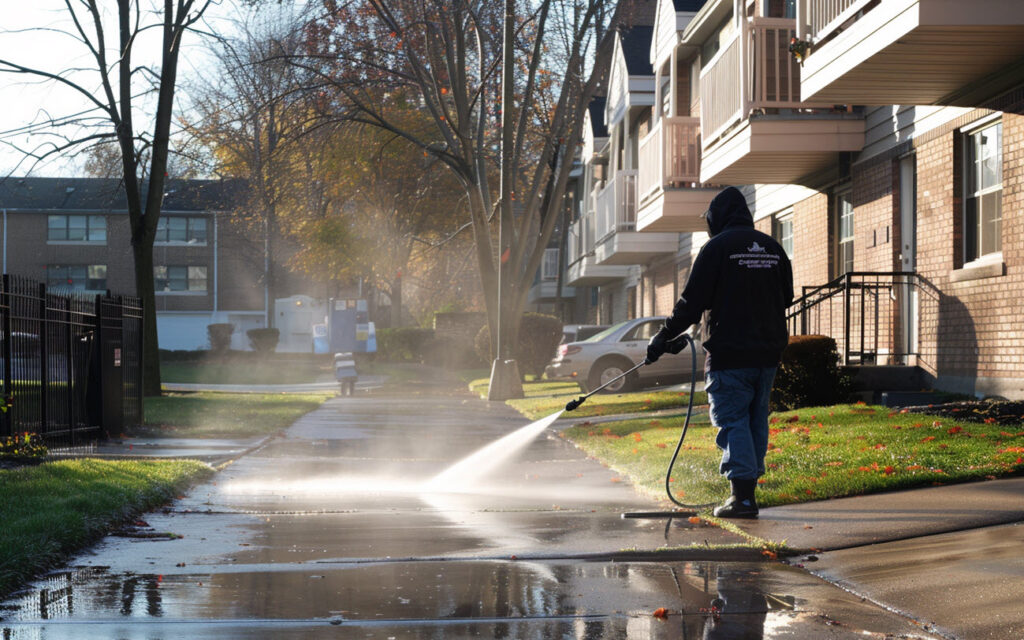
[1,390,945,638]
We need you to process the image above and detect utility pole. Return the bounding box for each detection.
[488,0,524,401]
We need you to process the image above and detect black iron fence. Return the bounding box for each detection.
[787,272,937,367]
[1,274,144,447]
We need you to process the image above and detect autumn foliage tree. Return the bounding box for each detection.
[288,113,469,326]
[302,0,620,395]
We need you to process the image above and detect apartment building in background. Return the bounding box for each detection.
[548,0,1024,399]
[0,177,316,351]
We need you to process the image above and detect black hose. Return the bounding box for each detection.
[664,334,718,510]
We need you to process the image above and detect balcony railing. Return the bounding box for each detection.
[808,0,873,45]
[594,170,637,242]
[638,117,702,205]
[701,17,828,147]
[567,219,582,265]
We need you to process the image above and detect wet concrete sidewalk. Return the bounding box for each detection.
[1,392,942,638]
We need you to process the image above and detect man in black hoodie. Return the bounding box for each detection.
[647,187,793,518]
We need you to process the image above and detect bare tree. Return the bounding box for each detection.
[303,0,618,396]
[0,0,214,396]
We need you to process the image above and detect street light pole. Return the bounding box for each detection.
[488,0,524,401]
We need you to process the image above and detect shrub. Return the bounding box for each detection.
[771,334,853,411]
[473,312,563,379]
[0,432,47,459]
[246,328,280,354]
[207,323,234,353]
[376,327,436,362]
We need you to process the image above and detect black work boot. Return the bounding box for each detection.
[713,478,759,519]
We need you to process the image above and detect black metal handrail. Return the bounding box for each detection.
[787,271,920,366]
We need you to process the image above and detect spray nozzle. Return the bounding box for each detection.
[565,397,585,412]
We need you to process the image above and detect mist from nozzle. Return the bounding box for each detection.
[424,409,565,492]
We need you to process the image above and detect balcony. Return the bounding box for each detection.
[699,16,864,185]
[636,116,718,232]
[801,0,1024,106]
[565,218,631,287]
[592,170,678,265]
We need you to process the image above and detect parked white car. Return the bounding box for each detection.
[544,316,704,393]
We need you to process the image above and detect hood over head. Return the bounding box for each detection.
[705,186,754,237]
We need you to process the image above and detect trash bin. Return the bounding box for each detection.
[334,352,358,397]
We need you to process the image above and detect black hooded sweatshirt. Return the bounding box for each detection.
[663,187,794,371]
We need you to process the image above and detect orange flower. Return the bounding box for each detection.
[688,516,701,524]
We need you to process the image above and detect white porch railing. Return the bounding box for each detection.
[594,170,637,242]
[701,16,831,147]
[567,219,582,265]
[808,0,875,44]
[638,117,702,204]
[700,33,743,146]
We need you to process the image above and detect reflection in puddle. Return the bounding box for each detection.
[2,561,805,640]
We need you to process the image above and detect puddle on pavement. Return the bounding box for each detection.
[0,561,936,639]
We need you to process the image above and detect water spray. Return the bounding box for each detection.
[564,332,717,518]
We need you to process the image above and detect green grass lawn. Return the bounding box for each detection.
[140,392,331,438]
[470,376,707,420]
[160,360,329,385]
[562,403,1024,509]
[0,459,212,597]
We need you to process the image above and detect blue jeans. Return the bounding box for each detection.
[706,367,777,480]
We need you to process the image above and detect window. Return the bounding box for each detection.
[701,14,735,68]
[46,265,107,292]
[155,216,208,245]
[774,213,793,258]
[623,321,662,342]
[155,265,208,293]
[541,248,559,281]
[836,192,854,276]
[47,215,106,243]
[964,121,1002,263]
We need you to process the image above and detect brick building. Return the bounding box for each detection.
[0,176,314,351]
[553,0,1024,399]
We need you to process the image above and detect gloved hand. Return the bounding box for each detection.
[665,332,691,355]
[646,327,671,364]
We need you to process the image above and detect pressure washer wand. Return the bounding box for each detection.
[565,359,649,411]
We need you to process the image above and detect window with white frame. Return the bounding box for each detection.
[154,265,208,293]
[774,213,793,258]
[836,192,854,276]
[964,120,1002,264]
[154,216,208,245]
[46,265,107,291]
[541,248,559,281]
[47,215,106,243]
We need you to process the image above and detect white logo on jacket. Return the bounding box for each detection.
[748,241,766,253]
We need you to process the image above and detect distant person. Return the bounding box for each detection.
[334,352,358,397]
[646,186,793,518]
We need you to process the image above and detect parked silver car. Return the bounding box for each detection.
[560,324,609,345]
[545,316,704,393]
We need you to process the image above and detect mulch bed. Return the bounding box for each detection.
[902,401,1024,427]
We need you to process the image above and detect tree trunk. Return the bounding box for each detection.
[391,275,402,327]
[132,239,161,397]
